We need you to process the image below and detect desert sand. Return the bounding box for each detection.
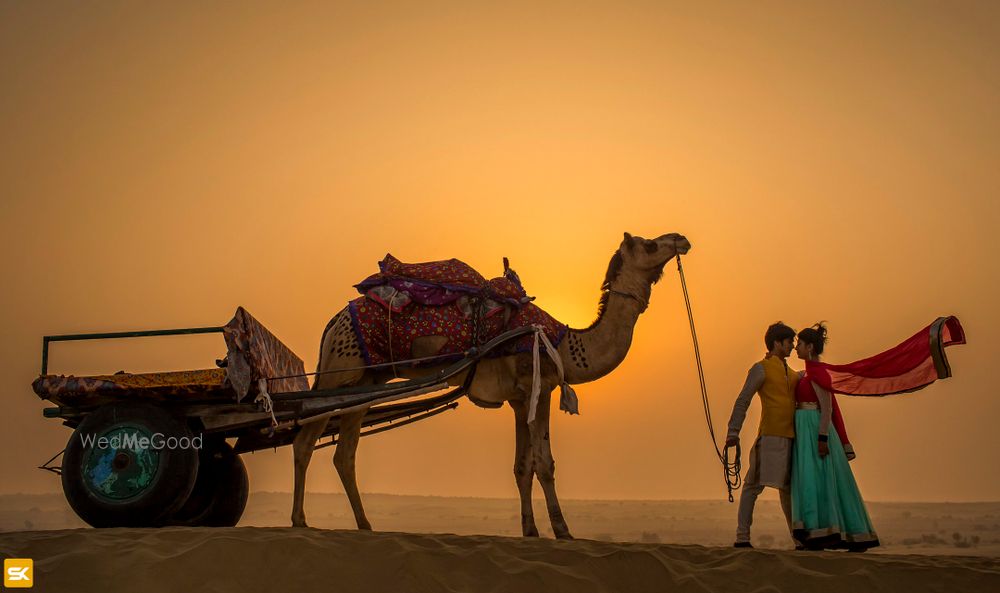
[2,492,999,592]
[3,525,999,593]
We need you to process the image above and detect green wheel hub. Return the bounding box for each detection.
[82,424,161,501]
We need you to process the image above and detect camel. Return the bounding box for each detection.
[291,232,691,539]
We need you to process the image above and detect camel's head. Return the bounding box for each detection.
[602,232,691,290]
[621,231,690,271]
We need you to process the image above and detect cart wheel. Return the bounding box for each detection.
[61,402,200,528]
[170,439,249,527]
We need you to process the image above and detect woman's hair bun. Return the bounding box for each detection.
[797,322,830,356]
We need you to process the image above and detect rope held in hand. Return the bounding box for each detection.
[676,254,742,503]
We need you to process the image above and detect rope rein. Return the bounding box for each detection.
[387,291,400,379]
[676,254,742,503]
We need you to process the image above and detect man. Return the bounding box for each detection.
[726,322,799,548]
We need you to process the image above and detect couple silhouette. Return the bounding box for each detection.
[726,317,965,551]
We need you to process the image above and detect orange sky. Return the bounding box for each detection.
[1,1,997,503]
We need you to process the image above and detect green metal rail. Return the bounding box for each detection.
[41,326,226,375]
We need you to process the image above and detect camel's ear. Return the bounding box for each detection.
[622,232,634,251]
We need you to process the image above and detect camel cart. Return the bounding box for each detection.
[33,307,532,528]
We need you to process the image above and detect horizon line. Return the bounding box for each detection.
[3,490,999,505]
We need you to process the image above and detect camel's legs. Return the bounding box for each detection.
[291,419,328,527]
[530,390,573,539]
[334,409,373,530]
[509,399,539,537]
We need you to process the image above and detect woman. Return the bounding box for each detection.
[791,323,880,551]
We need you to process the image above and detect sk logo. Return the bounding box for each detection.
[4,558,33,588]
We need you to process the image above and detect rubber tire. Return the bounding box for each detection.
[61,402,200,528]
[170,440,249,527]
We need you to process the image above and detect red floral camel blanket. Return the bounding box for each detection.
[346,254,576,420]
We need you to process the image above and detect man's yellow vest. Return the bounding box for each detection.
[757,355,798,438]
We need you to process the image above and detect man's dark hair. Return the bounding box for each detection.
[764,322,796,351]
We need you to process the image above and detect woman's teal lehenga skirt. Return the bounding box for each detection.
[791,408,880,550]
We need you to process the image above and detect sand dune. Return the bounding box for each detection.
[2,526,999,593]
[3,493,1000,592]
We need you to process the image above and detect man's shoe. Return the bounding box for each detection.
[733,542,753,548]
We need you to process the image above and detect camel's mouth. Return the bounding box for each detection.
[656,233,691,255]
[665,234,691,255]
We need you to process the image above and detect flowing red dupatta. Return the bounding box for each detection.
[805,316,966,397]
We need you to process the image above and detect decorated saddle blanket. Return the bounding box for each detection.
[348,254,567,366]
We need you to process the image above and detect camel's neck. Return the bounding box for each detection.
[558,268,651,384]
